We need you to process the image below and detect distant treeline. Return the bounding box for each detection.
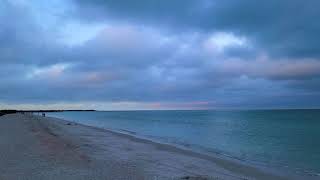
[0,110,17,116]
[0,109,95,116]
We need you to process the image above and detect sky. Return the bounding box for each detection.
[0,0,320,110]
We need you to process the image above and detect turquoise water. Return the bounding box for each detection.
[47,110,320,175]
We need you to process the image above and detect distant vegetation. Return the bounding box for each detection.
[0,110,17,116]
[0,110,95,116]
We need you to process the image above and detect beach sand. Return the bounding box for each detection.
[0,113,309,180]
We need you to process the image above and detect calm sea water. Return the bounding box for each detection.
[47,110,320,175]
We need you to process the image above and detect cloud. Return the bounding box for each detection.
[213,57,320,80]
[27,63,71,79]
[203,32,248,54]
[74,0,320,59]
[0,0,320,109]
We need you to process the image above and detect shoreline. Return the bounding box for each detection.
[42,115,293,180]
[83,125,292,179]
[109,127,318,178]
[46,113,319,178]
[0,113,315,179]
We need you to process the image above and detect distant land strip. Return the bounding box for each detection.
[0,109,95,116]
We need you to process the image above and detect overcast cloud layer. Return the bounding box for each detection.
[0,0,320,110]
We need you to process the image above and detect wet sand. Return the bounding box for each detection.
[0,114,310,180]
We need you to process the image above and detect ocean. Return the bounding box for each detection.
[47,109,320,176]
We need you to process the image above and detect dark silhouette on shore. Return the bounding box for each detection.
[0,109,95,116]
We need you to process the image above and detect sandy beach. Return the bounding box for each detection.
[0,113,310,180]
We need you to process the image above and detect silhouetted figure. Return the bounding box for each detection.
[42,113,45,117]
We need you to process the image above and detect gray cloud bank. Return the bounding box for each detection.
[0,0,320,110]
